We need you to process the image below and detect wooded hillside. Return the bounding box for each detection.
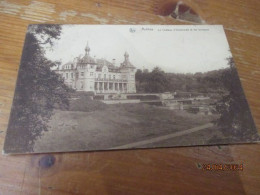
[135,67,229,94]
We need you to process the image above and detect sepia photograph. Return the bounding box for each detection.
[3,24,259,154]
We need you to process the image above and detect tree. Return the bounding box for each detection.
[135,69,143,82]
[4,25,71,153]
[216,57,259,141]
[145,67,170,93]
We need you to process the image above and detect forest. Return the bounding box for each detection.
[135,67,229,94]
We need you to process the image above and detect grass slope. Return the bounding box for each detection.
[34,103,218,152]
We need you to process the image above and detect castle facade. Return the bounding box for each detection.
[54,44,136,94]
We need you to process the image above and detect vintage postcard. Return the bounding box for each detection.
[3,25,259,154]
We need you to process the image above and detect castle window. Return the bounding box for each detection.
[109,75,111,79]
[71,73,73,78]
[113,75,115,80]
[98,74,101,79]
[81,81,84,89]
[66,73,68,79]
[81,72,84,76]
[104,74,106,79]
[91,65,93,68]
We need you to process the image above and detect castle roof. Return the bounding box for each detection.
[96,59,120,72]
[78,42,96,64]
[120,60,135,68]
[60,43,136,72]
[60,61,75,70]
[120,51,135,68]
[78,54,96,64]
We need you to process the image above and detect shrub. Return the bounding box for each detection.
[93,95,104,100]
[70,91,95,98]
[69,96,107,112]
[127,95,159,100]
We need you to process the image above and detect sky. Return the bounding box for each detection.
[44,25,232,73]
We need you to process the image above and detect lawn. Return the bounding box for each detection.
[34,103,219,153]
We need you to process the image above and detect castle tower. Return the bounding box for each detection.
[85,42,90,56]
[124,51,129,62]
[120,51,136,93]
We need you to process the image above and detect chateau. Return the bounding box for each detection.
[55,44,136,94]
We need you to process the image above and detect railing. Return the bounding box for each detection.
[95,78,127,82]
[95,90,127,94]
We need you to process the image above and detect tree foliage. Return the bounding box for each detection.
[136,67,170,93]
[216,57,258,140]
[135,67,227,94]
[135,59,258,141]
[4,25,71,153]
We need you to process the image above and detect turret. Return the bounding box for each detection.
[85,42,90,56]
[120,51,135,69]
[124,51,129,61]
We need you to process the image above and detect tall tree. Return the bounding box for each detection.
[147,67,170,93]
[4,25,71,153]
[216,57,258,140]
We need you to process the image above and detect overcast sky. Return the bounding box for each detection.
[44,25,232,73]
